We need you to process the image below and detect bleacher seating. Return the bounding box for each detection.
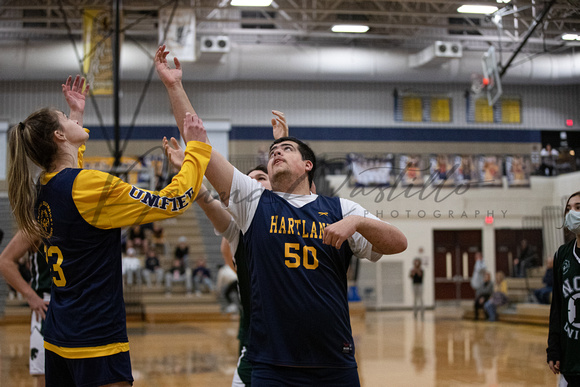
[462,265,550,325]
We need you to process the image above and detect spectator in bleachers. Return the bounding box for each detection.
[474,271,493,320]
[513,239,538,277]
[127,224,147,254]
[142,248,164,288]
[533,256,554,305]
[122,247,142,287]
[174,236,190,269]
[540,143,559,176]
[151,221,166,255]
[164,256,192,296]
[192,257,214,296]
[484,271,508,322]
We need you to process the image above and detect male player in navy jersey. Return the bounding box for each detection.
[155,44,407,386]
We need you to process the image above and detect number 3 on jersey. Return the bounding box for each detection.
[44,245,67,287]
[285,243,318,269]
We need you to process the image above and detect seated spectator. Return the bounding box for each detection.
[533,256,554,305]
[192,257,214,295]
[513,239,538,278]
[165,257,192,296]
[122,247,142,287]
[175,236,190,268]
[484,271,508,322]
[474,271,493,320]
[151,221,167,255]
[128,224,148,254]
[216,264,239,314]
[142,248,164,288]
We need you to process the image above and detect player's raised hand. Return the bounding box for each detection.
[182,112,208,144]
[162,136,185,170]
[62,75,89,113]
[154,45,182,87]
[272,110,288,139]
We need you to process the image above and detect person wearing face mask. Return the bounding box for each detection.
[547,191,580,387]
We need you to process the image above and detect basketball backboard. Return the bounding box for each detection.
[482,46,503,106]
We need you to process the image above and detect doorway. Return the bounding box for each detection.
[495,229,543,277]
[434,230,482,300]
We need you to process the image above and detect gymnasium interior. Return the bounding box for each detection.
[0,1,579,385]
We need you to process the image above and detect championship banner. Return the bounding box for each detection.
[159,8,196,62]
[83,9,116,95]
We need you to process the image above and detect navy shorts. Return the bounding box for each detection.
[251,363,360,387]
[45,349,133,387]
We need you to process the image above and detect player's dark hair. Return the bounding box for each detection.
[246,164,268,175]
[270,136,316,187]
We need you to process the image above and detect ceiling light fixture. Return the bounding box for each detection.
[231,0,272,6]
[457,5,499,14]
[331,25,369,33]
[562,33,580,41]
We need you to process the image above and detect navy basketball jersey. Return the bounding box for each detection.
[36,168,128,357]
[244,190,355,368]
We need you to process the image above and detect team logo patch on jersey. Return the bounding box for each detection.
[37,201,53,238]
[563,259,571,275]
[342,342,353,354]
[318,212,329,216]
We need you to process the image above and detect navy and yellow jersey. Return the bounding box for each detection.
[226,169,381,368]
[29,247,51,296]
[548,239,580,375]
[36,141,211,359]
[243,190,355,367]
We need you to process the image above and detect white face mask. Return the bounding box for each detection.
[565,210,580,235]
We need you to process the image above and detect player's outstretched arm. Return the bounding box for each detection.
[0,231,48,319]
[155,45,234,204]
[155,45,198,140]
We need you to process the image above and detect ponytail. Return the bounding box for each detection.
[8,108,60,241]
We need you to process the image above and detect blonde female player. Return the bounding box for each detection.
[7,75,211,387]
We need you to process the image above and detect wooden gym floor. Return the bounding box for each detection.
[0,305,557,387]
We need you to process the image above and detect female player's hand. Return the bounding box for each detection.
[162,136,185,170]
[26,292,49,321]
[62,75,88,114]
